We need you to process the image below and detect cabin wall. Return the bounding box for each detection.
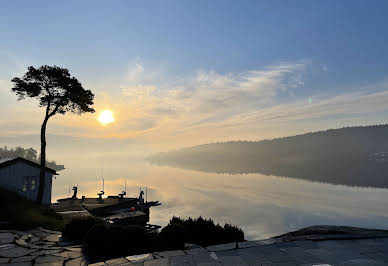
[0,162,53,204]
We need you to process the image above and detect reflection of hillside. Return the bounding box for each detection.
[147,125,388,189]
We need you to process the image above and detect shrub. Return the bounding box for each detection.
[167,216,244,247]
[62,216,104,241]
[158,224,185,250]
[0,187,64,230]
[84,224,156,261]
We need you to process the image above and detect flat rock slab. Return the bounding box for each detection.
[88,262,105,266]
[36,261,63,266]
[338,258,388,266]
[54,251,82,259]
[144,257,169,266]
[30,249,62,256]
[11,255,37,263]
[154,250,186,258]
[192,251,220,264]
[0,257,10,263]
[126,253,153,263]
[44,234,62,242]
[65,256,89,266]
[185,247,208,255]
[64,246,83,252]
[237,241,258,249]
[0,232,15,244]
[0,245,37,258]
[170,254,195,266]
[8,262,33,266]
[207,242,236,252]
[218,255,248,266]
[105,257,129,264]
[38,228,62,235]
[35,255,66,264]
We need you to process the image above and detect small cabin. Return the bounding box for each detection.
[0,157,57,204]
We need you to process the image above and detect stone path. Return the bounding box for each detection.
[2,226,388,265]
[0,228,88,265]
[89,237,388,266]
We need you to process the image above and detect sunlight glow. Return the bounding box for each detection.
[98,110,114,125]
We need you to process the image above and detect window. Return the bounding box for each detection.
[22,177,28,192]
[30,178,36,191]
[22,176,37,192]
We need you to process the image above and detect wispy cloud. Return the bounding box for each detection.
[2,58,388,149]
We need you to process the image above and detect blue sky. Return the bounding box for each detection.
[1,1,388,151]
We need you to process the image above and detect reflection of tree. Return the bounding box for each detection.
[147,125,388,188]
[0,146,64,171]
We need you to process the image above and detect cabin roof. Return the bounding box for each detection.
[0,157,58,175]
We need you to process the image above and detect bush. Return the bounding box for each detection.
[84,224,156,261]
[167,216,244,247]
[0,188,64,230]
[158,224,185,250]
[62,216,104,241]
[67,215,244,261]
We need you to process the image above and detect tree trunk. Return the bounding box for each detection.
[37,116,49,204]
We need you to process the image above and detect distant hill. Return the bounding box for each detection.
[0,146,65,171]
[147,125,388,188]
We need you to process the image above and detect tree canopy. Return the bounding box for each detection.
[11,65,95,116]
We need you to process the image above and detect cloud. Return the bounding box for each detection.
[3,58,388,149]
[119,62,306,129]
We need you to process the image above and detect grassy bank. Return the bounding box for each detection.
[0,188,64,231]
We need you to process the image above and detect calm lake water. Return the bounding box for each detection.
[52,158,388,240]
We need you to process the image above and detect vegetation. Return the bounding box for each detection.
[62,216,103,241]
[0,188,64,230]
[0,146,65,171]
[11,65,95,203]
[84,224,158,261]
[62,216,244,261]
[167,216,244,247]
[148,124,388,188]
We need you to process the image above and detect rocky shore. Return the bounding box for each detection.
[1,226,388,265]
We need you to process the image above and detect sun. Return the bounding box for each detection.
[98,110,114,125]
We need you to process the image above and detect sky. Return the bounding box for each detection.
[1,0,388,159]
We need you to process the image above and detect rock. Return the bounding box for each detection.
[43,234,62,242]
[65,256,90,266]
[0,257,10,263]
[30,249,62,256]
[35,255,65,264]
[88,262,105,266]
[144,258,169,266]
[57,241,75,247]
[11,255,37,262]
[7,262,32,266]
[35,262,63,266]
[105,257,129,264]
[153,250,185,258]
[64,246,83,253]
[31,231,51,239]
[54,251,82,259]
[126,253,153,263]
[38,228,62,235]
[0,245,37,258]
[206,242,237,252]
[0,232,15,244]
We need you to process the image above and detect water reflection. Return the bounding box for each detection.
[52,159,388,240]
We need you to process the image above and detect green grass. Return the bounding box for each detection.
[0,187,64,231]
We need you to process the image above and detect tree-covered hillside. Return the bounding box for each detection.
[148,125,388,188]
[0,146,65,171]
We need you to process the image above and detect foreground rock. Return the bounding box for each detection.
[89,226,388,266]
[1,226,388,265]
[0,227,88,265]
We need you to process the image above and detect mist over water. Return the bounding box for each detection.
[52,157,388,240]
